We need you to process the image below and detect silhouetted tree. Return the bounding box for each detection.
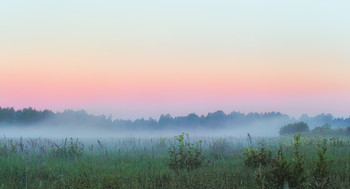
[279,122,309,135]
[1,107,350,132]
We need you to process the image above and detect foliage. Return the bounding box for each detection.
[0,135,349,188]
[243,144,272,168]
[311,139,333,189]
[245,134,308,188]
[264,146,291,189]
[280,122,310,135]
[3,107,350,130]
[168,133,203,171]
[49,138,84,160]
[288,134,306,188]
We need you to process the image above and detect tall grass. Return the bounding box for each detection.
[0,135,349,188]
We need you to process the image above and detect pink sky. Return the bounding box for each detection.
[1,50,349,119]
[1,1,350,119]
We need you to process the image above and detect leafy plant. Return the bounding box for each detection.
[287,134,306,188]
[168,133,203,171]
[311,139,334,189]
[243,144,272,168]
[245,135,308,188]
[269,146,291,188]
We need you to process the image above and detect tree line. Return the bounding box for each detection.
[0,107,349,130]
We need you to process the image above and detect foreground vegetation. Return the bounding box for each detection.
[0,134,349,188]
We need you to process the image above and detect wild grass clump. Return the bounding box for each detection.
[49,138,84,160]
[208,138,229,159]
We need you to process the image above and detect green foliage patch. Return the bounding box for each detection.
[0,135,348,188]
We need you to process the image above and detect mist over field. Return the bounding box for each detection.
[0,107,349,138]
[0,121,283,138]
[1,1,350,188]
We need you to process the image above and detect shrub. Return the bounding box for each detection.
[279,122,309,135]
[255,145,290,189]
[168,133,203,171]
[287,134,306,188]
[311,139,333,189]
[243,144,272,168]
[269,146,291,188]
[244,135,307,188]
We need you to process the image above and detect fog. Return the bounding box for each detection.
[0,118,289,139]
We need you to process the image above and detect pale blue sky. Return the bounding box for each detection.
[1,1,350,119]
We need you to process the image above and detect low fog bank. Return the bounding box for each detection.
[0,126,275,139]
[0,118,288,138]
[1,108,349,138]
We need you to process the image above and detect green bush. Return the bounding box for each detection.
[243,144,272,168]
[245,134,307,188]
[280,122,309,135]
[288,134,306,188]
[168,133,203,171]
[311,139,334,189]
[267,146,291,188]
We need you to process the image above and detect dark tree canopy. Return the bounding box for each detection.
[1,107,350,131]
[279,122,310,135]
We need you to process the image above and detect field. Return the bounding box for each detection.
[0,134,349,188]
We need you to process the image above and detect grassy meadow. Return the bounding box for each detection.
[0,134,349,188]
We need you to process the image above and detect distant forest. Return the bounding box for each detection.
[0,107,349,130]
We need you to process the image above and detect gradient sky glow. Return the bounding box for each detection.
[1,1,350,119]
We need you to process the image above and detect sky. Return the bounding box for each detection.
[1,0,350,119]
